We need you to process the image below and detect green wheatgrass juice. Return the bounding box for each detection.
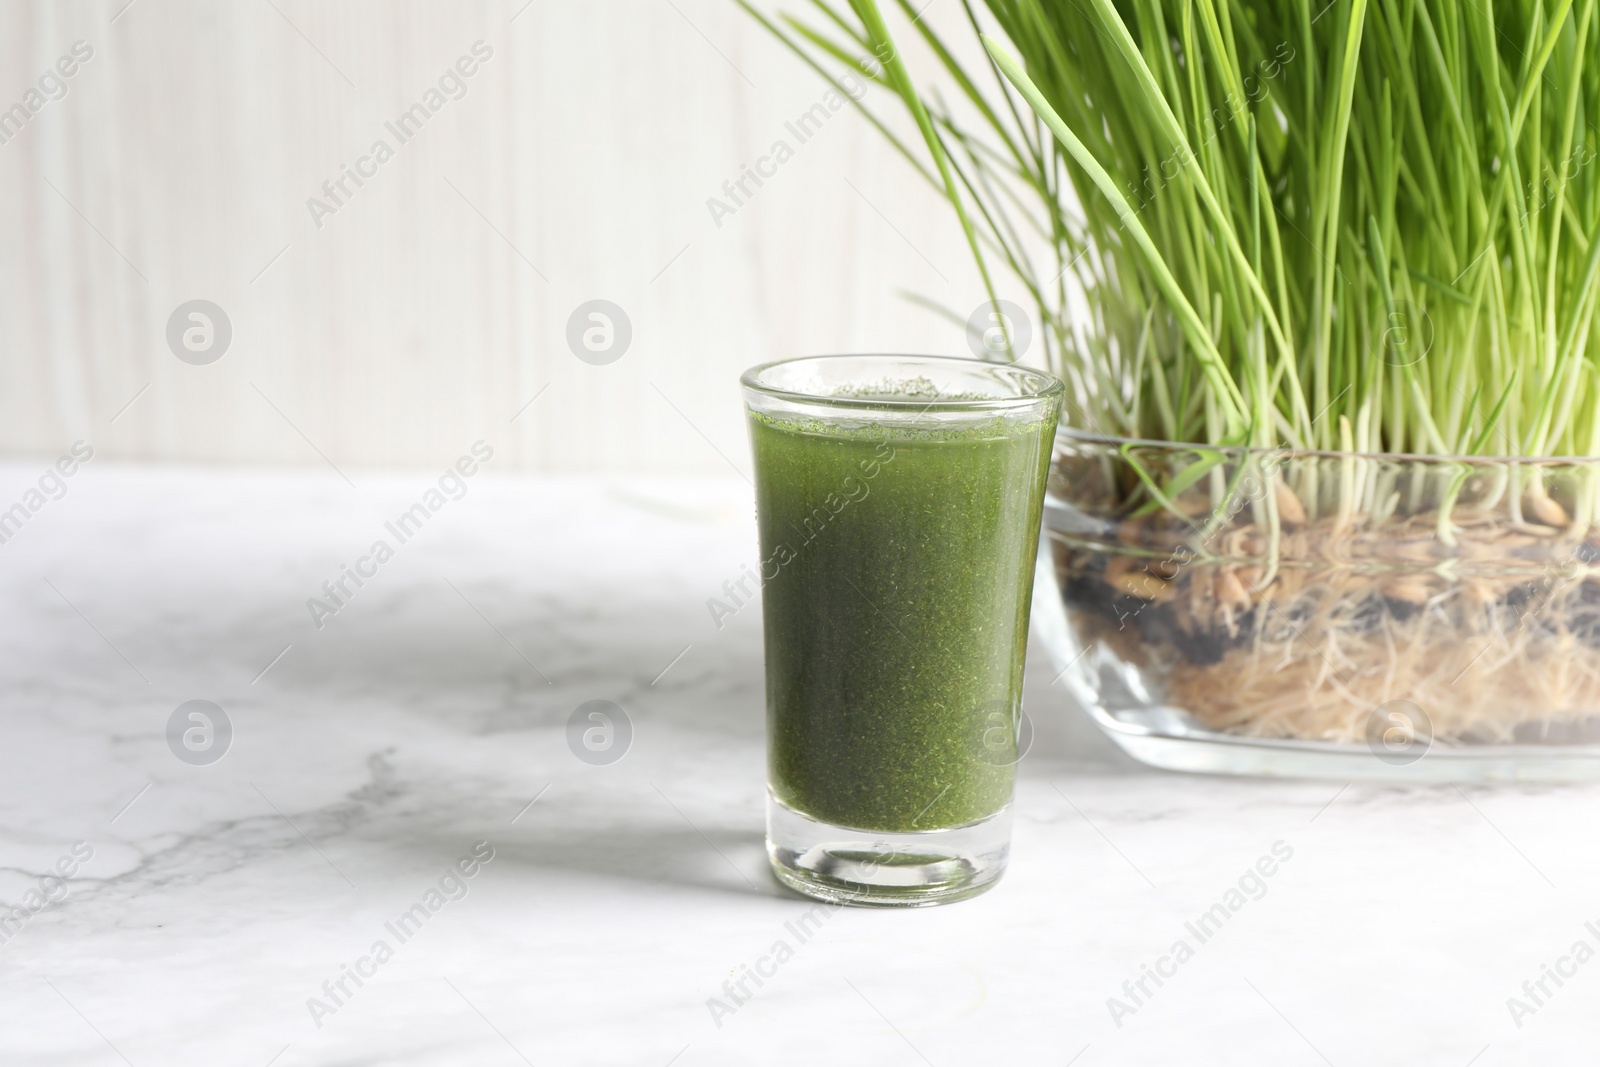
[751,410,1056,833]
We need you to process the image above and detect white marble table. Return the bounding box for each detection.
[3,463,1598,1066]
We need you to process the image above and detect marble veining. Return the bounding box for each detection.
[2,465,1598,1065]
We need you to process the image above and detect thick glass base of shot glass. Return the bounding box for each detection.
[766,792,1011,907]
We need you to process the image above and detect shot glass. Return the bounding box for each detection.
[742,354,1064,906]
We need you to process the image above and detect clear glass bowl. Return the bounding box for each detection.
[1038,429,1600,781]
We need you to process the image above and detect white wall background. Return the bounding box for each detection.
[0,0,1001,474]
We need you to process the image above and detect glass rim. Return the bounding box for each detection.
[1058,427,1600,468]
[741,353,1065,413]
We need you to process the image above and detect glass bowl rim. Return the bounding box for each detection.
[1057,427,1600,468]
[741,353,1065,412]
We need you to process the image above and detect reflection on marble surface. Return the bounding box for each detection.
[2,465,1599,1065]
